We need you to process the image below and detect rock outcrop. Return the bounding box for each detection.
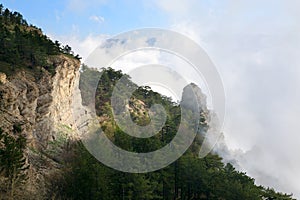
[0,72,7,84]
[0,55,81,198]
[0,55,80,147]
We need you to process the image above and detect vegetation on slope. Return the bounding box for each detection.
[0,127,28,200]
[51,66,294,200]
[0,4,80,76]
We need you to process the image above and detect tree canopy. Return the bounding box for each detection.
[0,4,81,76]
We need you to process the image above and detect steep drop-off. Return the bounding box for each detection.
[0,54,81,198]
[0,55,80,146]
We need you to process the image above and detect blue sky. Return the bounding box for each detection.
[2,0,168,37]
[2,0,300,198]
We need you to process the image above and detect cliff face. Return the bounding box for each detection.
[0,55,81,198]
[45,55,81,142]
[0,55,80,148]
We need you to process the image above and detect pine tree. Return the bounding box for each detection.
[0,128,29,199]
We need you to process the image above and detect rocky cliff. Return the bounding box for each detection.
[0,55,81,198]
[0,55,80,146]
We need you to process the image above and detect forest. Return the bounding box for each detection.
[0,4,80,76]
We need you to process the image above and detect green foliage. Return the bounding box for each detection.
[59,141,295,200]
[58,66,296,200]
[0,4,80,76]
[12,123,22,134]
[79,67,184,153]
[0,127,29,199]
[262,188,295,200]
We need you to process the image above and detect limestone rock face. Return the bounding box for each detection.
[0,55,81,197]
[0,72,7,84]
[0,55,80,147]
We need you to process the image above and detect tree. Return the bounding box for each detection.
[0,4,80,75]
[0,4,3,15]
[0,128,29,200]
[262,188,295,200]
[63,45,72,54]
[3,8,10,22]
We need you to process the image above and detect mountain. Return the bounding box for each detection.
[73,66,295,200]
[0,4,81,199]
[0,4,296,200]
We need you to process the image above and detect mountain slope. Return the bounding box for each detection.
[68,66,295,200]
[0,5,81,199]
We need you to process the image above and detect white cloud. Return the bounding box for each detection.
[89,15,105,23]
[152,0,300,198]
[48,33,108,61]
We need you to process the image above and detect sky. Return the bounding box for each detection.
[2,0,300,198]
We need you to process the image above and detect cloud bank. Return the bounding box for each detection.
[148,0,300,197]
